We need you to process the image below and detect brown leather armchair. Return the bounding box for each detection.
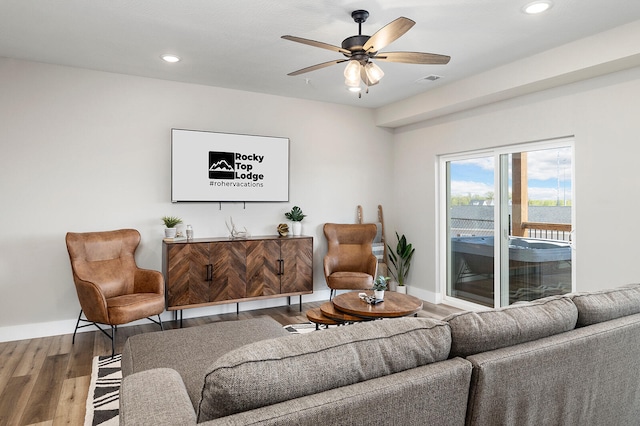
[323,223,378,300]
[66,229,165,356]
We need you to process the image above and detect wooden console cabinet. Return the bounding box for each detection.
[162,235,313,312]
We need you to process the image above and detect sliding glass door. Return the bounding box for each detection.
[442,140,574,308]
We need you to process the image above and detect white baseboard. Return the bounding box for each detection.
[0,290,332,343]
[405,285,438,305]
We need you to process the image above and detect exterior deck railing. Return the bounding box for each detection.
[521,222,572,241]
[451,218,572,241]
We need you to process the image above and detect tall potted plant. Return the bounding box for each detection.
[162,215,183,238]
[285,206,306,236]
[387,232,415,294]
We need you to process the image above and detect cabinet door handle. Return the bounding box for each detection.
[206,264,213,281]
[279,259,284,275]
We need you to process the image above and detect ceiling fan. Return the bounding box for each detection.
[282,10,450,95]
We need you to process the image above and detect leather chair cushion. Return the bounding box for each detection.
[107,293,165,325]
[327,271,373,290]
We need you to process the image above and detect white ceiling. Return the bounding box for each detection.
[2,0,640,109]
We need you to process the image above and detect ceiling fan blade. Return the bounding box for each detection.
[363,17,415,53]
[373,51,451,64]
[287,59,347,76]
[281,35,351,55]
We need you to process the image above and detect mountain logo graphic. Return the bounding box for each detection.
[209,151,235,179]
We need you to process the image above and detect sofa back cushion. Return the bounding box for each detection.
[444,296,578,358]
[197,317,451,422]
[571,283,640,326]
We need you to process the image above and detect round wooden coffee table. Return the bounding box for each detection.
[319,301,368,323]
[331,291,423,319]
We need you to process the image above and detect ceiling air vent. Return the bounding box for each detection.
[416,74,442,83]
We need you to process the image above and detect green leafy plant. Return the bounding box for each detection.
[162,216,183,228]
[387,232,415,286]
[284,206,306,222]
[372,275,390,291]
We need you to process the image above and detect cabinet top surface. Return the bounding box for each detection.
[163,234,313,244]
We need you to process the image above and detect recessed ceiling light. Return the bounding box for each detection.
[523,1,552,14]
[161,54,181,63]
[347,86,361,93]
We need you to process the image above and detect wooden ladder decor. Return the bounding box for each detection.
[357,205,388,276]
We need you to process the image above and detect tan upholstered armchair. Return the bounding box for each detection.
[323,223,378,300]
[65,229,165,356]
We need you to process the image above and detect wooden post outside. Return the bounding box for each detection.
[512,153,528,237]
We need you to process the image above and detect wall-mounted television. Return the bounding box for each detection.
[171,129,289,202]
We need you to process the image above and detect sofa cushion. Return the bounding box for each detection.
[121,316,289,409]
[444,296,578,358]
[197,317,451,422]
[571,283,640,327]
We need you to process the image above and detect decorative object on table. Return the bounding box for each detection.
[186,224,193,240]
[225,217,250,239]
[162,215,183,238]
[372,275,389,300]
[358,292,384,305]
[388,232,415,291]
[277,223,289,237]
[285,205,306,236]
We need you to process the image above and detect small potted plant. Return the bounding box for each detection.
[372,275,389,300]
[162,215,183,238]
[388,232,415,294]
[284,206,306,236]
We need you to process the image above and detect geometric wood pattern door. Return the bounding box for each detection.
[209,241,246,302]
[246,239,281,297]
[165,242,210,308]
[281,238,313,294]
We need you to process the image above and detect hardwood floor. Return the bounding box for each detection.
[0,299,461,425]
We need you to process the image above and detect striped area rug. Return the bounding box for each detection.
[85,354,121,426]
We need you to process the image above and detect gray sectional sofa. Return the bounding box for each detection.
[120,284,640,425]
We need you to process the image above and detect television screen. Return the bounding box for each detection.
[171,129,289,202]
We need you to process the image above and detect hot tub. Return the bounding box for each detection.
[452,236,571,266]
[451,236,572,294]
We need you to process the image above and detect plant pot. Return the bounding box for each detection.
[291,221,302,236]
[396,285,407,294]
[164,228,177,238]
[374,290,385,300]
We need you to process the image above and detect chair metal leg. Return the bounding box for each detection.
[111,325,116,358]
[74,312,164,357]
[72,310,83,344]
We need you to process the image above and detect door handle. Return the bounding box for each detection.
[206,264,213,281]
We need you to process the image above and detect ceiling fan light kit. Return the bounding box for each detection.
[344,60,361,83]
[282,9,450,97]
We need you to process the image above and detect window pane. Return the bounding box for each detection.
[504,147,572,305]
[447,156,495,307]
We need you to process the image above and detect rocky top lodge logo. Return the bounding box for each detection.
[209,151,265,183]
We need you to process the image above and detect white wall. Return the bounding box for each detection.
[393,65,640,298]
[0,57,394,340]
